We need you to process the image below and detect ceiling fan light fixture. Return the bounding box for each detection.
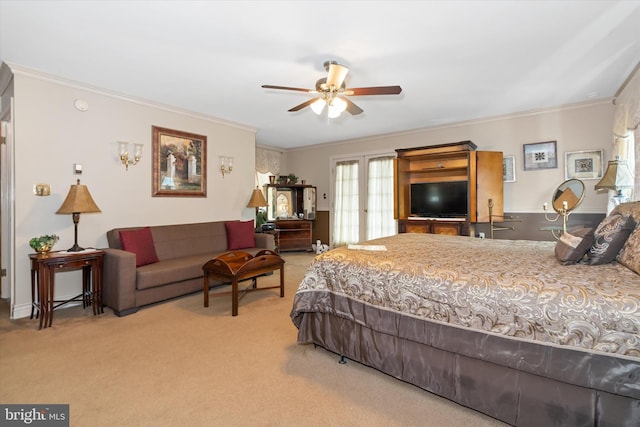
[310,98,326,115]
[262,60,402,117]
[328,97,347,118]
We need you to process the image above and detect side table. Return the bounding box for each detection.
[29,249,105,329]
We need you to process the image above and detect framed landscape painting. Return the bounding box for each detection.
[565,149,604,180]
[523,141,557,171]
[152,126,207,197]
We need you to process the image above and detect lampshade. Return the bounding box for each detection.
[56,179,101,252]
[594,158,634,191]
[56,179,102,214]
[246,188,268,208]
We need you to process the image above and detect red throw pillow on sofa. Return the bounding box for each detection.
[225,221,256,250]
[119,227,159,267]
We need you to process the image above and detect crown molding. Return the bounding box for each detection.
[3,62,256,134]
[286,98,614,153]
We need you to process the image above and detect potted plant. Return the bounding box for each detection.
[287,173,298,184]
[29,234,59,254]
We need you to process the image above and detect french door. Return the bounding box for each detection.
[331,153,396,246]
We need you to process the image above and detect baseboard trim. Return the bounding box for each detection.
[10,293,84,320]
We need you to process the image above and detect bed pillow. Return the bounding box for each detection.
[119,227,159,267]
[225,220,256,250]
[554,226,594,265]
[617,226,640,274]
[586,213,635,265]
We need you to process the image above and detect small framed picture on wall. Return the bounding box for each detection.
[564,149,604,180]
[523,141,557,171]
[503,155,516,182]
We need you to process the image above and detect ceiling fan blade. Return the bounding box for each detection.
[346,86,403,96]
[343,97,363,115]
[326,63,349,89]
[262,84,315,93]
[288,98,319,112]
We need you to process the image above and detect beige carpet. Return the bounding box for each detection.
[0,252,506,427]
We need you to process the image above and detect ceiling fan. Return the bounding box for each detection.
[262,61,402,118]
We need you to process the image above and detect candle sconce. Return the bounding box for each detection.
[118,141,143,171]
[542,179,585,239]
[219,156,233,177]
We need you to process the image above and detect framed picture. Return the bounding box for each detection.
[276,190,293,218]
[503,155,516,182]
[564,149,604,180]
[152,126,207,197]
[523,141,557,171]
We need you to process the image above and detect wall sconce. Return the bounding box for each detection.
[220,156,233,177]
[118,142,143,171]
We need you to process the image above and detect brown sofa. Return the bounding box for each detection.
[103,221,275,316]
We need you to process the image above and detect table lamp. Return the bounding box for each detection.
[594,156,634,206]
[247,187,268,229]
[56,179,102,251]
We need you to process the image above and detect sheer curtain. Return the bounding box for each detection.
[367,156,396,240]
[333,160,359,246]
[612,66,639,205]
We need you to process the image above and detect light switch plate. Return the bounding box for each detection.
[74,164,83,174]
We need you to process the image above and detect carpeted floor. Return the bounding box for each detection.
[0,252,506,426]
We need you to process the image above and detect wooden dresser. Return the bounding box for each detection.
[275,219,312,252]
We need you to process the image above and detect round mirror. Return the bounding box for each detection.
[551,179,585,213]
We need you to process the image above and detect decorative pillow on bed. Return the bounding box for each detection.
[611,202,640,275]
[618,226,640,274]
[119,227,159,267]
[586,213,635,265]
[225,220,256,250]
[554,226,594,265]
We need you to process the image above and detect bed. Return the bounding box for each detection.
[290,203,640,426]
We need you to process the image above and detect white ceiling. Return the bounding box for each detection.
[1,1,639,150]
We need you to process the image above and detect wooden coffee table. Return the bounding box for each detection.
[202,250,285,316]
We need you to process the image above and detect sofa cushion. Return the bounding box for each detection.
[225,220,256,250]
[136,254,214,290]
[119,227,159,267]
[151,222,228,260]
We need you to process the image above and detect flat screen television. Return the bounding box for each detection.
[410,181,468,218]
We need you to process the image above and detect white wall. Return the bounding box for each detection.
[6,68,257,318]
[285,101,614,214]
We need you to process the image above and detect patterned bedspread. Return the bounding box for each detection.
[293,233,640,358]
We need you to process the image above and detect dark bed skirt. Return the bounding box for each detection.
[296,311,640,427]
